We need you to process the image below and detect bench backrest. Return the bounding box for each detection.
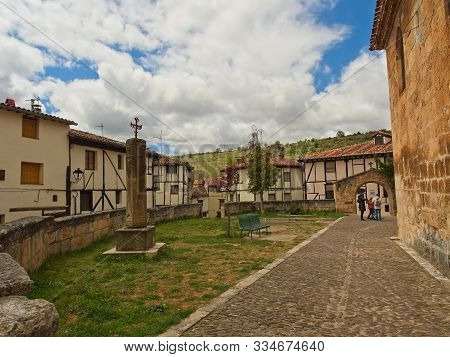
[238,214,262,229]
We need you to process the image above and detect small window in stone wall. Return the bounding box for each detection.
[268,193,276,201]
[116,190,122,204]
[52,195,58,202]
[284,192,292,201]
[170,185,179,195]
[374,136,384,145]
[325,184,334,199]
[0,214,5,224]
[0,170,5,181]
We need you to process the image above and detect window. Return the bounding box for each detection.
[153,175,160,191]
[52,195,58,202]
[0,214,5,224]
[118,155,123,170]
[116,190,122,204]
[374,136,384,145]
[268,193,276,201]
[219,199,225,208]
[80,191,93,211]
[167,165,177,174]
[170,185,179,195]
[21,162,42,184]
[396,27,407,93]
[284,192,292,201]
[0,170,5,181]
[283,172,291,182]
[325,184,334,199]
[325,161,336,174]
[22,117,39,139]
[383,188,388,198]
[85,150,96,170]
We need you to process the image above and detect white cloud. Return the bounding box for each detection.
[0,0,389,152]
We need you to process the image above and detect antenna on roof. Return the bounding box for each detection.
[153,130,163,155]
[26,96,41,113]
[95,124,104,137]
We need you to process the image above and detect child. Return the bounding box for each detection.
[367,197,375,220]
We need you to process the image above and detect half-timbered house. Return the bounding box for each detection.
[220,155,305,202]
[300,131,393,213]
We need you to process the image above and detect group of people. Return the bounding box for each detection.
[357,194,382,221]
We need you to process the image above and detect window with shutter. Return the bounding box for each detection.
[21,162,42,184]
[85,150,96,170]
[22,117,39,139]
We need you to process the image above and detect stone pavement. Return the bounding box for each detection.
[182,215,450,336]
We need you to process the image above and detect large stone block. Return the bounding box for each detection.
[115,226,155,251]
[0,253,33,297]
[0,296,58,336]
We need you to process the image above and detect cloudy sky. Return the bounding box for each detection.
[0,0,389,153]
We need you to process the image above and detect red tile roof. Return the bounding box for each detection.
[69,129,127,151]
[370,0,401,50]
[300,140,393,162]
[69,130,193,167]
[0,103,77,126]
[221,156,303,172]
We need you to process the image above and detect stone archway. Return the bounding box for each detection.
[333,169,396,215]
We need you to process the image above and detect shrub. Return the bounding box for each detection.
[288,205,303,215]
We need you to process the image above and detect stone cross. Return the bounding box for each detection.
[130,117,142,139]
[104,119,164,257]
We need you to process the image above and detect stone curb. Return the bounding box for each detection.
[159,216,346,337]
[394,240,449,289]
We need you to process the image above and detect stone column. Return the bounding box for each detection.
[125,138,147,228]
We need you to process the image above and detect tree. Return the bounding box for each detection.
[336,130,345,138]
[247,128,278,213]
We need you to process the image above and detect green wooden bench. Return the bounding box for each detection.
[238,214,270,238]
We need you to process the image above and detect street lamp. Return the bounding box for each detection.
[72,168,84,183]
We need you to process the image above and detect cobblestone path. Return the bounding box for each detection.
[183,215,450,336]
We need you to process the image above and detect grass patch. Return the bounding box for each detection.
[28,215,333,336]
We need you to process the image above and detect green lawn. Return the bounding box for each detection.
[28,215,335,336]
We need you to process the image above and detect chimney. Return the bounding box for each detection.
[5,98,15,106]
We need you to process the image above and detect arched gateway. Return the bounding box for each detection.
[333,169,396,215]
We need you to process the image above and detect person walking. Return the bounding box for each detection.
[357,194,366,221]
[367,197,375,220]
[373,195,382,221]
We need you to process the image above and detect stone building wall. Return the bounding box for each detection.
[0,204,201,271]
[224,200,336,216]
[383,1,449,275]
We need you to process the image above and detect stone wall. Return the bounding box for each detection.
[0,204,201,271]
[383,1,449,276]
[224,200,336,216]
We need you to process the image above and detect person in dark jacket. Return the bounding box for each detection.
[357,194,366,221]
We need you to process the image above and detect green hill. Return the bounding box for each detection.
[179,130,389,179]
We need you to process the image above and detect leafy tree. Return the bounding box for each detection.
[247,128,278,213]
[336,130,345,138]
[375,156,395,185]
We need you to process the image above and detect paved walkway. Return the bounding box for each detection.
[183,215,450,336]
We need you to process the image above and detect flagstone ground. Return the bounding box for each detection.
[182,215,450,336]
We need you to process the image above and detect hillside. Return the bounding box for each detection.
[179,130,389,179]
